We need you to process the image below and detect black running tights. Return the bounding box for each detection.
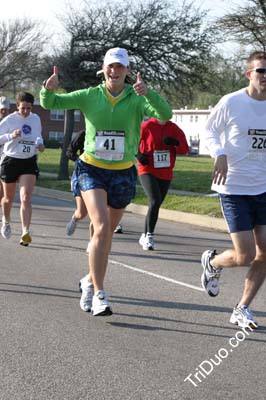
[139,173,171,234]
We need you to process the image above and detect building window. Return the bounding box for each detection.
[50,110,64,120]
[190,115,193,122]
[74,110,80,122]
[195,115,199,123]
[50,109,81,122]
[49,131,64,143]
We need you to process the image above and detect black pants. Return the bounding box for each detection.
[139,173,171,234]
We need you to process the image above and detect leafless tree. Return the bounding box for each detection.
[56,0,218,94]
[0,19,48,94]
[217,0,266,51]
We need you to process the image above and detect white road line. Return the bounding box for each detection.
[110,259,204,292]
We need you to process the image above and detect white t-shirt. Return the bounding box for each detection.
[204,88,266,195]
[0,111,43,159]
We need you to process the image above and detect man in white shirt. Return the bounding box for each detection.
[201,51,266,329]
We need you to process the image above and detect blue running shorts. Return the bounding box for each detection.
[76,158,137,209]
[70,170,81,197]
[219,192,266,233]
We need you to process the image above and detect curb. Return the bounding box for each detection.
[33,186,227,232]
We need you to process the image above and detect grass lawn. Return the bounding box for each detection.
[37,149,222,217]
[38,149,75,175]
[173,156,213,194]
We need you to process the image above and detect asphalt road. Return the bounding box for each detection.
[0,193,266,400]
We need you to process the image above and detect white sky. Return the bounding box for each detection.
[0,0,81,33]
[0,0,81,20]
[0,0,240,53]
[0,0,238,23]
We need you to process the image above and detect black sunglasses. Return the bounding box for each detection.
[249,68,266,74]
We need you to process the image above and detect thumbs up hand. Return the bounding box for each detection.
[44,66,59,90]
[133,72,147,96]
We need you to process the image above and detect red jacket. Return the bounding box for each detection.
[138,118,189,180]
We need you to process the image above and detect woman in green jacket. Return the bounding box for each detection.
[40,47,172,317]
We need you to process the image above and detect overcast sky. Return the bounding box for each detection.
[1,0,80,20]
[0,0,237,23]
[1,0,239,54]
[0,0,81,31]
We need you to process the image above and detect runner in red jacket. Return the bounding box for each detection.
[137,117,189,250]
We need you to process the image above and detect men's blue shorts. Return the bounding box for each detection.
[219,192,266,233]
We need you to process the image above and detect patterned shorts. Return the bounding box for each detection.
[70,169,81,197]
[75,158,137,209]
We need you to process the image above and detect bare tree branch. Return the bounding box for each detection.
[50,0,219,98]
[0,19,49,91]
[217,0,266,50]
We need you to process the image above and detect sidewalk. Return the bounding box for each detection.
[34,185,227,232]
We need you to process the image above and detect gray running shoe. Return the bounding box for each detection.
[201,249,221,297]
[66,217,77,236]
[1,221,11,239]
[230,305,258,329]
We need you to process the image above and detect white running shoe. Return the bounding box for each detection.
[79,275,89,292]
[139,233,146,249]
[230,305,258,329]
[1,221,11,239]
[79,278,94,312]
[91,290,112,316]
[20,231,32,246]
[139,233,154,250]
[66,217,77,236]
[201,249,222,297]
